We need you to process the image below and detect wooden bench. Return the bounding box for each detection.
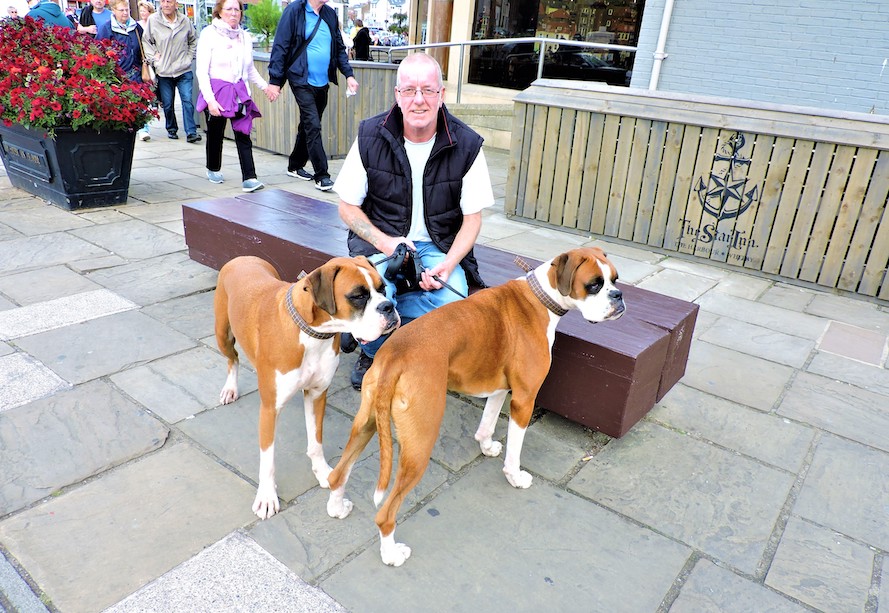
[182,189,698,438]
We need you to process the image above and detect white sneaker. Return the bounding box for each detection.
[207,170,224,184]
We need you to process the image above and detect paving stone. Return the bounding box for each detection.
[249,451,450,582]
[0,289,137,340]
[71,219,184,261]
[881,557,889,612]
[0,233,108,275]
[0,353,69,413]
[141,291,216,339]
[484,226,590,261]
[568,421,794,574]
[0,204,92,235]
[110,346,252,423]
[67,254,128,272]
[793,435,889,551]
[597,252,662,284]
[0,265,100,305]
[321,460,690,611]
[659,257,730,280]
[520,411,604,481]
[86,252,218,306]
[758,283,817,311]
[651,384,814,472]
[586,240,666,265]
[778,372,889,453]
[107,531,345,613]
[710,272,773,300]
[698,317,815,368]
[15,311,195,385]
[818,320,887,366]
[0,340,12,356]
[122,202,186,225]
[76,208,132,225]
[0,220,22,241]
[681,341,794,411]
[765,517,874,613]
[806,293,889,333]
[806,351,889,397]
[477,212,540,241]
[696,292,828,340]
[671,558,808,613]
[0,293,14,309]
[0,380,168,515]
[178,391,367,504]
[0,443,256,613]
[637,268,718,302]
[0,550,49,613]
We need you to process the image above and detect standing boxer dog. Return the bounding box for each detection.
[214,255,400,520]
[325,247,625,566]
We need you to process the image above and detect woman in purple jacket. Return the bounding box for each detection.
[195,0,272,192]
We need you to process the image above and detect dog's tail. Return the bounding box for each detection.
[371,366,399,506]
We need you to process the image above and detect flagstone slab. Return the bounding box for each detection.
[651,384,813,472]
[0,289,137,340]
[758,284,817,311]
[793,435,889,551]
[0,550,49,613]
[681,341,794,411]
[698,317,815,368]
[568,421,794,574]
[696,292,827,340]
[71,219,184,261]
[778,372,889,453]
[519,411,605,481]
[106,531,345,613]
[0,353,69,413]
[637,268,718,302]
[709,272,773,300]
[321,460,690,611]
[0,443,256,613]
[179,391,369,504]
[0,380,168,515]
[110,346,252,423]
[86,252,218,306]
[806,351,889,397]
[141,291,216,339]
[806,293,889,332]
[0,204,93,235]
[0,233,109,275]
[765,517,874,612]
[671,558,808,613]
[0,265,101,305]
[15,311,195,385]
[249,452,450,582]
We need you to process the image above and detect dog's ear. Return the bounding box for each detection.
[307,265,339,315]
[551,251,586,297]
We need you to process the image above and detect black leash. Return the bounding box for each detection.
[377,244,467,299]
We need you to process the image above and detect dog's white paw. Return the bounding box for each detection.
[312,463,333,489]
[381,542,411,567]
[327,494,353,519]
[504,468,533,489]
[219,385,238,405]
[252,484,280,519]
[479,439,503,457]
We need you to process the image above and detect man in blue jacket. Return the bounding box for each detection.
[26,0,74,29]
[266,0,358,191]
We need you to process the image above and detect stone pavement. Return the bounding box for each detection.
[1,117,888,613]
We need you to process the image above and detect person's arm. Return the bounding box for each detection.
[187,21,198,59]
[338,202,412,256]
[267,4,294,87]
[420,212,481,290]
[142,16,156,62]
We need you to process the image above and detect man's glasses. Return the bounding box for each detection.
[398,87,440,99]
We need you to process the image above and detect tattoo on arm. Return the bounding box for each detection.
[350,218,379,249]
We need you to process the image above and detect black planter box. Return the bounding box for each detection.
[0,123,136,210]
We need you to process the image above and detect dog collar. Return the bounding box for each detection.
[285,285,336,340]
[525,272,568,317]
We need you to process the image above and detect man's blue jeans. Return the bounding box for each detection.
[361,241,469,358]
[156,71,197,137]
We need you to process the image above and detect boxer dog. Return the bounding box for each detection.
[325,247,625,566]
[214,255,400,519]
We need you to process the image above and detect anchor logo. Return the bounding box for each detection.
[695,133,760,221]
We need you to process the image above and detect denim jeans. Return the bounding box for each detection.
[156,71,197,137]
[287,83,329,180]
[360,241,469,358]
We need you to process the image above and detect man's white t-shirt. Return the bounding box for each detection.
[333,137,495,243]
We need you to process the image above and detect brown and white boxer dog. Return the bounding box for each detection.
[325,247,625,566]
[214,255,399,520]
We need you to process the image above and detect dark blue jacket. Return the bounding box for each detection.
[267,0,353,88]
[349,104,486,287]
[97,21,145,82]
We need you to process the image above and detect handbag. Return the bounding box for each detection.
[136,24,155,84]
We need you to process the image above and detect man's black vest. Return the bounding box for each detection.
[347,104,486,288]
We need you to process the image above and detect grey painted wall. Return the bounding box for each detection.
[631,0,889,115]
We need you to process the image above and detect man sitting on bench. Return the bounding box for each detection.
[333,53,495,390]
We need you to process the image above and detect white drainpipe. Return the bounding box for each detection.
[648,0,676,90]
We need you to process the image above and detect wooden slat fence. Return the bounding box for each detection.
[505,80,889,300]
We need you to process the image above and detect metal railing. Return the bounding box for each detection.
[367,37,638,103]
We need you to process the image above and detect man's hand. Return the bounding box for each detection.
[419,261,454,291]
[266,84,281,102]
[346,76,359,95]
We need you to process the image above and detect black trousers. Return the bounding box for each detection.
[205,112,256,182]
[288,83,329,181]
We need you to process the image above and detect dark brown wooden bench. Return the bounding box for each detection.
[183,189,698,438]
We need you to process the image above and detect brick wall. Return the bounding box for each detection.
[632,0,889,115]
